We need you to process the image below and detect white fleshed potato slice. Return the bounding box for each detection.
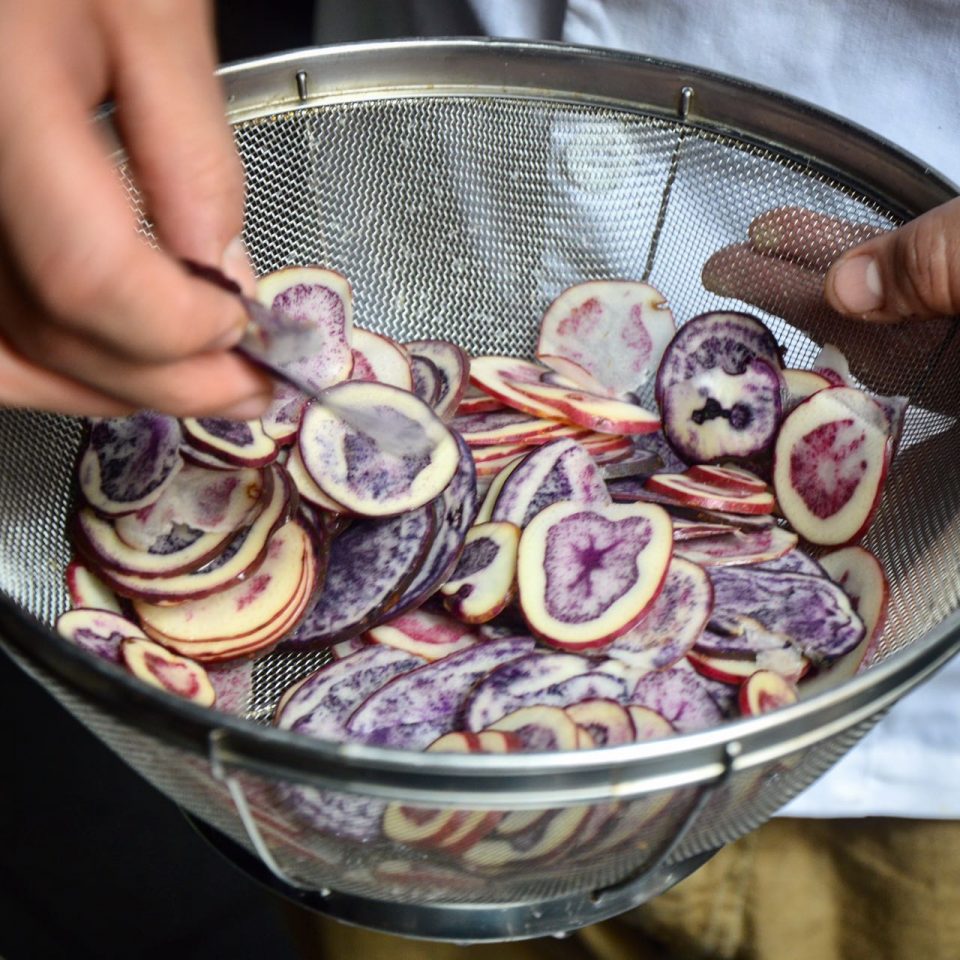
[350,328,414,390]
[440,521,520,623]
[517,500,673,649]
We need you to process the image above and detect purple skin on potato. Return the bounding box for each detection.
[406,339,469,419]
[491,439,610,529]
[81,413,182,510]
[346,636,537,748]
[542,512,653,625]
[410,355,442,407]
[627,666,725,733]
[463,653,625,731]
[194,418,255,447]
[753,549,826,576]
[707,566,865,659]
[385,432,478,619]
[695,616,792,656]
[282,502,436,647]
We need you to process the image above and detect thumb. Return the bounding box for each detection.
[825,196,960,322]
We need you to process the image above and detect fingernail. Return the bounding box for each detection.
[218,392,273,421]
[830,255,884,314]
[221,236,257,297]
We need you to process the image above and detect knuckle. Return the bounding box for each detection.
[892,219,960,318]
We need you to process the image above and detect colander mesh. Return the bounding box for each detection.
[3,89,960,916]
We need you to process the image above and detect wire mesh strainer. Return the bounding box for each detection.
[3,39,960,943]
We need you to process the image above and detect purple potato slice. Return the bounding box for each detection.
[490,438,611,530]
[655,311,784,408]
[707,565,865,659]
[349,328,413,391]
[565,699,636,746]
[345,635,537,749]
[379,430,478,619]
[56,607,146,663]
[440,520,520,624]
[78,412,183,516]
[486,705,582,751]
[451,408,575,447]
[281,501,437,648]
[517,500,673,650]
[673,525,797,567]
[660,357,784,464]
[695,614,795,657]
[463,652,627,731]
[605,557,713,671]
[275,645,427,737]
[405,339,470,421]
[626,664,726,733]
[181,417,278,467]
[299,381,460,517]
[410,354,442,407]
[752,548,826,576]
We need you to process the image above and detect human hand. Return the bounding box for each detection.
[702,204,960,412]
[0,0,273,418]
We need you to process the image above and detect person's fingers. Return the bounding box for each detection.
[101,1,255,293]
[0,4,252,372]
[702,243,958,410]
[825,196,960,322]
[748,206,885,271]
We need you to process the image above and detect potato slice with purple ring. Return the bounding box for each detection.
[121,637,215,707]
[299,381,460,518]
[739,669,799,716]
[366,608,479,662]
[626,705,676,741]
[286,443,350,514]
[486,705,581,752]
[410,354,442,407]
[451,408,578,447]
[405,339,470,422]
[440,521,519,624]
[517,500,672,650]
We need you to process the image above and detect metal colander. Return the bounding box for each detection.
[3,39,960,943]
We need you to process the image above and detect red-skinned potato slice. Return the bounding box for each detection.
[536,280,675,398]
[121,637,216,706]
[97,465,294,602]
[474,448,534,478]
[508,378,660,436]
[673,526,797,567]
[440,521,520,624]
[645,473,776,515]
[685,464,768,494]
[469,440,540,465]
[405,339,470,421]
[475,457,524,524]
[469,356,568,420]
[365,608,479,661]
[605,557,712,670]
[114,464,267,548]
[773,386,893,545]
[739,670,799,716]
[256,266,354,391]
[535,355,618,398]
[452,408,579,447]
[812,343,853,386]
[670,518,732,541]
[565,699,635,746]
[75,507,238,579]
[517,500,673,649]
[802,545,890,690]
[349,328,414,390]
[456,387,505,417]
[299,381,460,518]
[486,705,582,752]
[180,417,278,467]
[687,647,809,685]
[78,413,183,517]
[784,368,831,405]
[133,521,312,644]
[626,705,676,740]
[66,559,122,613]
[56,607,146,663]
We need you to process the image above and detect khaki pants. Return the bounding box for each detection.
[283,818,960,960]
